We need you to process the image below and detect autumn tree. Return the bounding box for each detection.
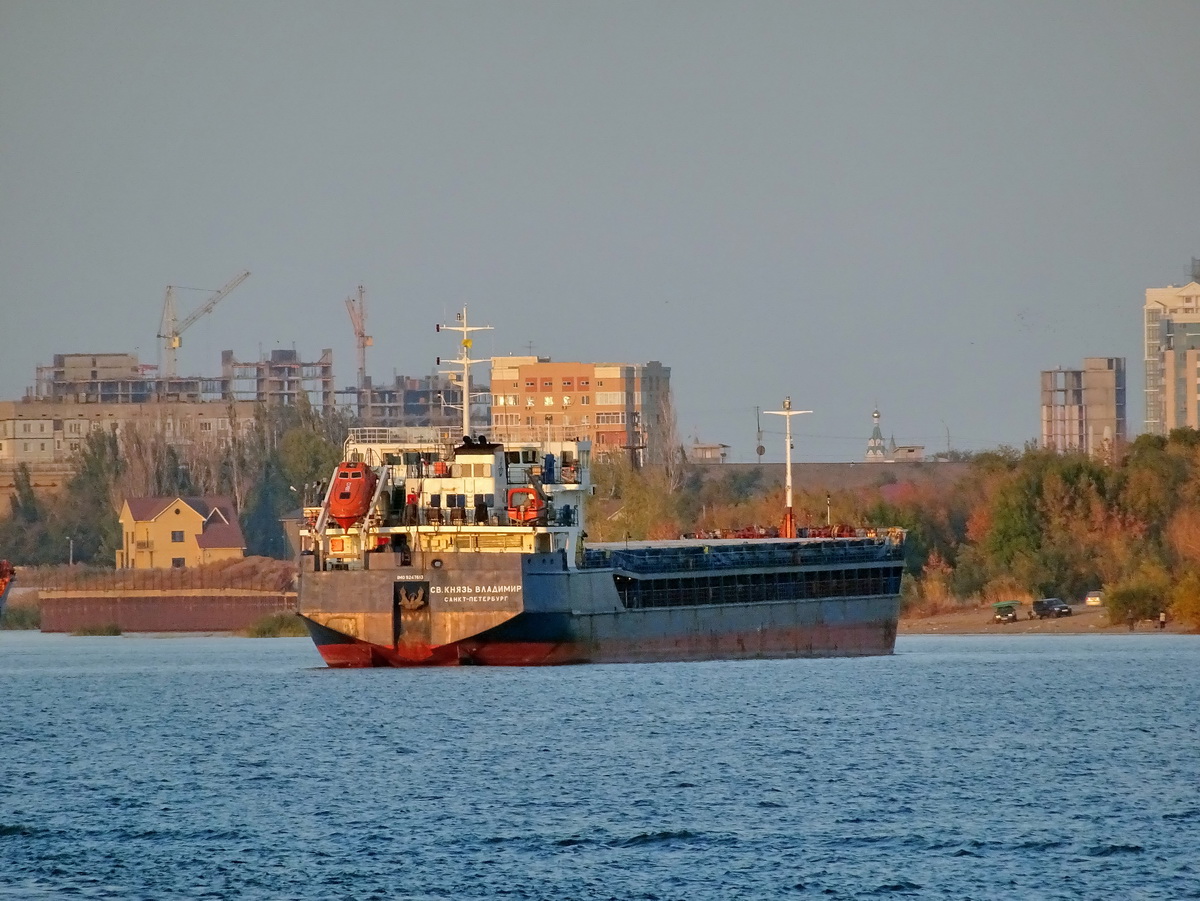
[1106,565,1170,628]
[1169,569,1200,631]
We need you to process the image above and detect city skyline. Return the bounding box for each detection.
[3,2,1199,462]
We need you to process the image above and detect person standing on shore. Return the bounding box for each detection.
[1159,610,1168,630]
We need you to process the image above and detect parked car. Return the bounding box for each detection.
[992,602,1019,624]
[1032,597,1072,618]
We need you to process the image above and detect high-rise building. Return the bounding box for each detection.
[1040,358,1126,456]
[489,357,671,464]
[1144,261,1200,435]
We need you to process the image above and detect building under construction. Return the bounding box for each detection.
[33,349,336,410]
[339,290,495,430]
[350,373,474,429]
[1040,357,1127,457]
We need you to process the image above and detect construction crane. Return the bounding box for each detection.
[344,285,373,419]
[158,269,251,378]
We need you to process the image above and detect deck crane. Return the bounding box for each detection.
[158,269,251,378]
[344,285,373,420]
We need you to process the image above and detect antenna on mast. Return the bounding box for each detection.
[435,306,493,438]
[764,396,812,538]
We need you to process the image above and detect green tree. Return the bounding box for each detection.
[10,463,42,524]
[587,457,683,541]
[0,464,54,563]
[1170,569,1200,631]
[60,429,124,564]
[241,452,291,559]
[279,426,341,499]
[1106,567,1169,628]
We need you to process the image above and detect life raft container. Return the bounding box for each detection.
[506,487,545,524]
[328,461,378,528]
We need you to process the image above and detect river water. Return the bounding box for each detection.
[1,632,1197,900]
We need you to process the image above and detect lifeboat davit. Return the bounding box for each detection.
[328,461,378,528]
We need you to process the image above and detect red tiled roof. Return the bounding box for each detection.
[121,495,245,550]
[124,497,176,521]
[195,497,244,549]
[196,521,245,550]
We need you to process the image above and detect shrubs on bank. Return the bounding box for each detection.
[0,604,40,630]
[243,612,307,638]
[1170,571,1200,631]
[71,623,121,636]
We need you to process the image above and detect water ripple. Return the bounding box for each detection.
[0,633,1197,900]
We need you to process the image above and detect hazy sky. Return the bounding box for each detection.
[3,1,1199,462]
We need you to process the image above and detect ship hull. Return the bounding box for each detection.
[298,536,906,668]
[299,596,899,668]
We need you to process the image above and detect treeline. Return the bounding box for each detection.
[0,400,347,566]
[588,432,1200,630]
[7,417,1200,629]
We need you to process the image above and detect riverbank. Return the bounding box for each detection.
[900,604,1191,635]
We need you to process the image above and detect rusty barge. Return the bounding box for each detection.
[296,311,905,667]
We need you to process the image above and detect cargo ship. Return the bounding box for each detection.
[296,310,906,667]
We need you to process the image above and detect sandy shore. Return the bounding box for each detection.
[900,603,1189,635]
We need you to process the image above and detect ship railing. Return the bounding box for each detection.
[346,426,458,447]
[489,425,591,445]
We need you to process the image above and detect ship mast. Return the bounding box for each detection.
[436,306,493,438]
[765,397,812,539]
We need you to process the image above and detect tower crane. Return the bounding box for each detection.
[158,269,251,378]
[344,285,373,420]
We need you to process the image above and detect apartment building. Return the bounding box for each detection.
[489,357,672,463]
[1040,358,1126,455]
[7,347,336,497]
[0,398,260,495]
[1144,262,1200,435]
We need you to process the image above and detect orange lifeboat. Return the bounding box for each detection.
[328,462,378,528]
[506,487,545,524]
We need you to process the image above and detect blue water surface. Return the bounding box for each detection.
[1,632,1198,900]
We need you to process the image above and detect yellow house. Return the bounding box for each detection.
[116,496,245,569]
